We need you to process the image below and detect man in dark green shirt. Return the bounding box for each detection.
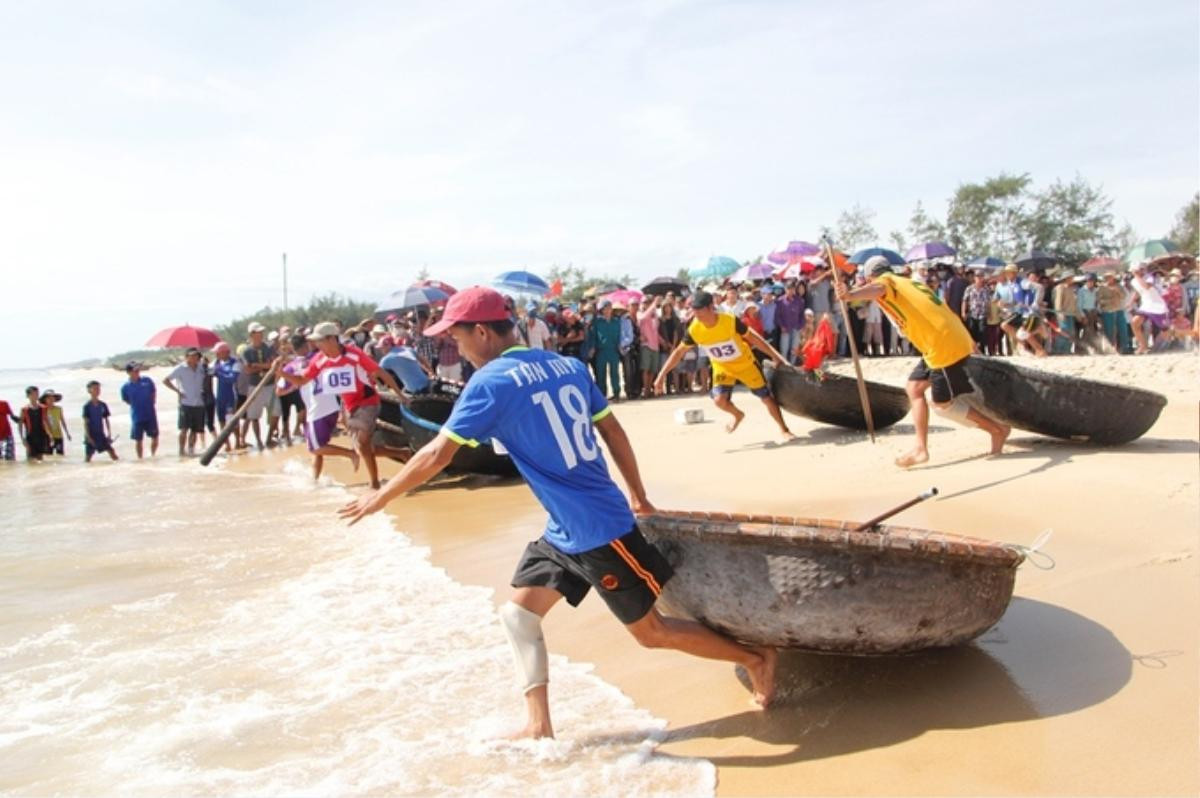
[587,300,622,400]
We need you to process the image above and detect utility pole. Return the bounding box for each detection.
[282,252,288,311]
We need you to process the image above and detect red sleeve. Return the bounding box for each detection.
[347,345,380,374]
[302,357,321,381]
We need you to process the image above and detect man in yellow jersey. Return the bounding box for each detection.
[653,291,795,439]
[836,257,1010,466]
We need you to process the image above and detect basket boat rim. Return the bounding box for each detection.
[641,510,1024,568]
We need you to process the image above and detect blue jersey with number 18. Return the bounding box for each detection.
[442,346,634,554]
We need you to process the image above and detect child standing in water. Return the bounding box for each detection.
[83,381,119,462]
[20,387,52,461]
[42,391,70,455]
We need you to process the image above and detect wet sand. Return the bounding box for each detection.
[229,353,1199,795]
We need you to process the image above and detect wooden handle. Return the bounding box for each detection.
[198,367,277,466]
[854,488,938,532]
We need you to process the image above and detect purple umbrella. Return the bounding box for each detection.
[730,262,775,282]
[905,241,957,262]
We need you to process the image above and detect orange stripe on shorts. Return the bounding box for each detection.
[610,538,662,596]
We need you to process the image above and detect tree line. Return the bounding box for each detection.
[822,175,1197,268]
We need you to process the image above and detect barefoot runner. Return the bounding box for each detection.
[338,287,777,738]
[277,333,361,481]
[277,322,403,489]
[836,256,1010,466]
[653,290,795,439]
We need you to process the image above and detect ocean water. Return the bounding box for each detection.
[0,370,714,796]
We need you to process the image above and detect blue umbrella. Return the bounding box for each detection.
[377,284,449,313]
[849,247,906,266]
[966,256,1007,270]
[690,255,740,280]
[905,241,957,262]
[493,270,549,293]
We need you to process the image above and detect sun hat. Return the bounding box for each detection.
[863,255,893,277]
[267,330,279,342]
[307,321,340,340]
[40,390,63,402]
[247,322,266,334]
[214,341,230,353]
[1004,264,1019,273]
[424,286,511,336]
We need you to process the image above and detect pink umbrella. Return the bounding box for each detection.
[601,289,645,306]
[145,325,221,349]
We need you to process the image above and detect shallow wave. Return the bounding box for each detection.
[0,459,714,796]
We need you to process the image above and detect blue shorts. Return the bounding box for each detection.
[131,417,159,441]
[85,438,112,456]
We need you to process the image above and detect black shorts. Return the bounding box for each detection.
[511,526,674,625]
[909,357,974,404]
[178,405,206,433]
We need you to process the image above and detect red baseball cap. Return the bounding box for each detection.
[424,286,510,336]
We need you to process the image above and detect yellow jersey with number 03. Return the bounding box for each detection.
[875,274,975,368]
[685,313,757,374]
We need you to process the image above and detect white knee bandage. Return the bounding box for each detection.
[499,601,549,693]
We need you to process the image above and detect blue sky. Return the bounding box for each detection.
[2,0,1197,367]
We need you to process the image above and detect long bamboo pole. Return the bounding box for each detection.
[822,237,877,443]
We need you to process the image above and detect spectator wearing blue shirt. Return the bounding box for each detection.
[119,362,158,458]
[339,286,777,740]
[82,381,118,462]
[211,342,242,449]
[378,336,433,394]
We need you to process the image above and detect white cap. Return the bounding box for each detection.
[247,322,266,334]
[307,321,340,341]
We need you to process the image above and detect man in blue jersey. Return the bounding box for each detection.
[339,286,777,738]
[120,361,159,459]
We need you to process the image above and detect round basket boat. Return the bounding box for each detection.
[399,394,519,477]
[639,510,1023,655]
[964,356,1166,445]
[766,363,910,431]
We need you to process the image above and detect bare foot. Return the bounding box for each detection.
[506,722,554,740]
[725,408,745,433]
[895,449,929,468]
[350,450,361,472]
[779,429,797,442]
[989,423,1011,455]
[746,646,778,709]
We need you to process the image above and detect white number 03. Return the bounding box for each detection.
[531,385,600,469]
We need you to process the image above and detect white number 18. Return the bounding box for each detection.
[532,385,599,469]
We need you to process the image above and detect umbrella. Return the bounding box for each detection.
[966,256,1008,270]
[904,241,957,262]
[378,284,450,313]
[493,270,549,293]
[145,325,221,349]
[690,256,740,280]
[1123,239,1179,266]
[730,262,776,282]
[642,276,689,296]
[1080,256,1123,274]
[414,279,457,296]
[1014,248,1056,270]
[601,289,644,306]
[849,247,906,266]
[775,255,826,280]
[588,281,627,296]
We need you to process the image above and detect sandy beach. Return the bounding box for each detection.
[224,352,1200,796]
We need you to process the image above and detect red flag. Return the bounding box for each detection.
[545,278,563,298]
[801,317,837,371]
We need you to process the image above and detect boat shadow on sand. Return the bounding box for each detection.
[661,597,1136,766]
[723,423,954,454]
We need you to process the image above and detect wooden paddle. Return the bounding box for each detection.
[854,487,938,532]
[822,236,877,442]
[199,364,276,466]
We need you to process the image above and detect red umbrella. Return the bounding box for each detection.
[145,325,222,349]
[415,279,457,295]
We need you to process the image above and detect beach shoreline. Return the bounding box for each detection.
[225,352,1200,796]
